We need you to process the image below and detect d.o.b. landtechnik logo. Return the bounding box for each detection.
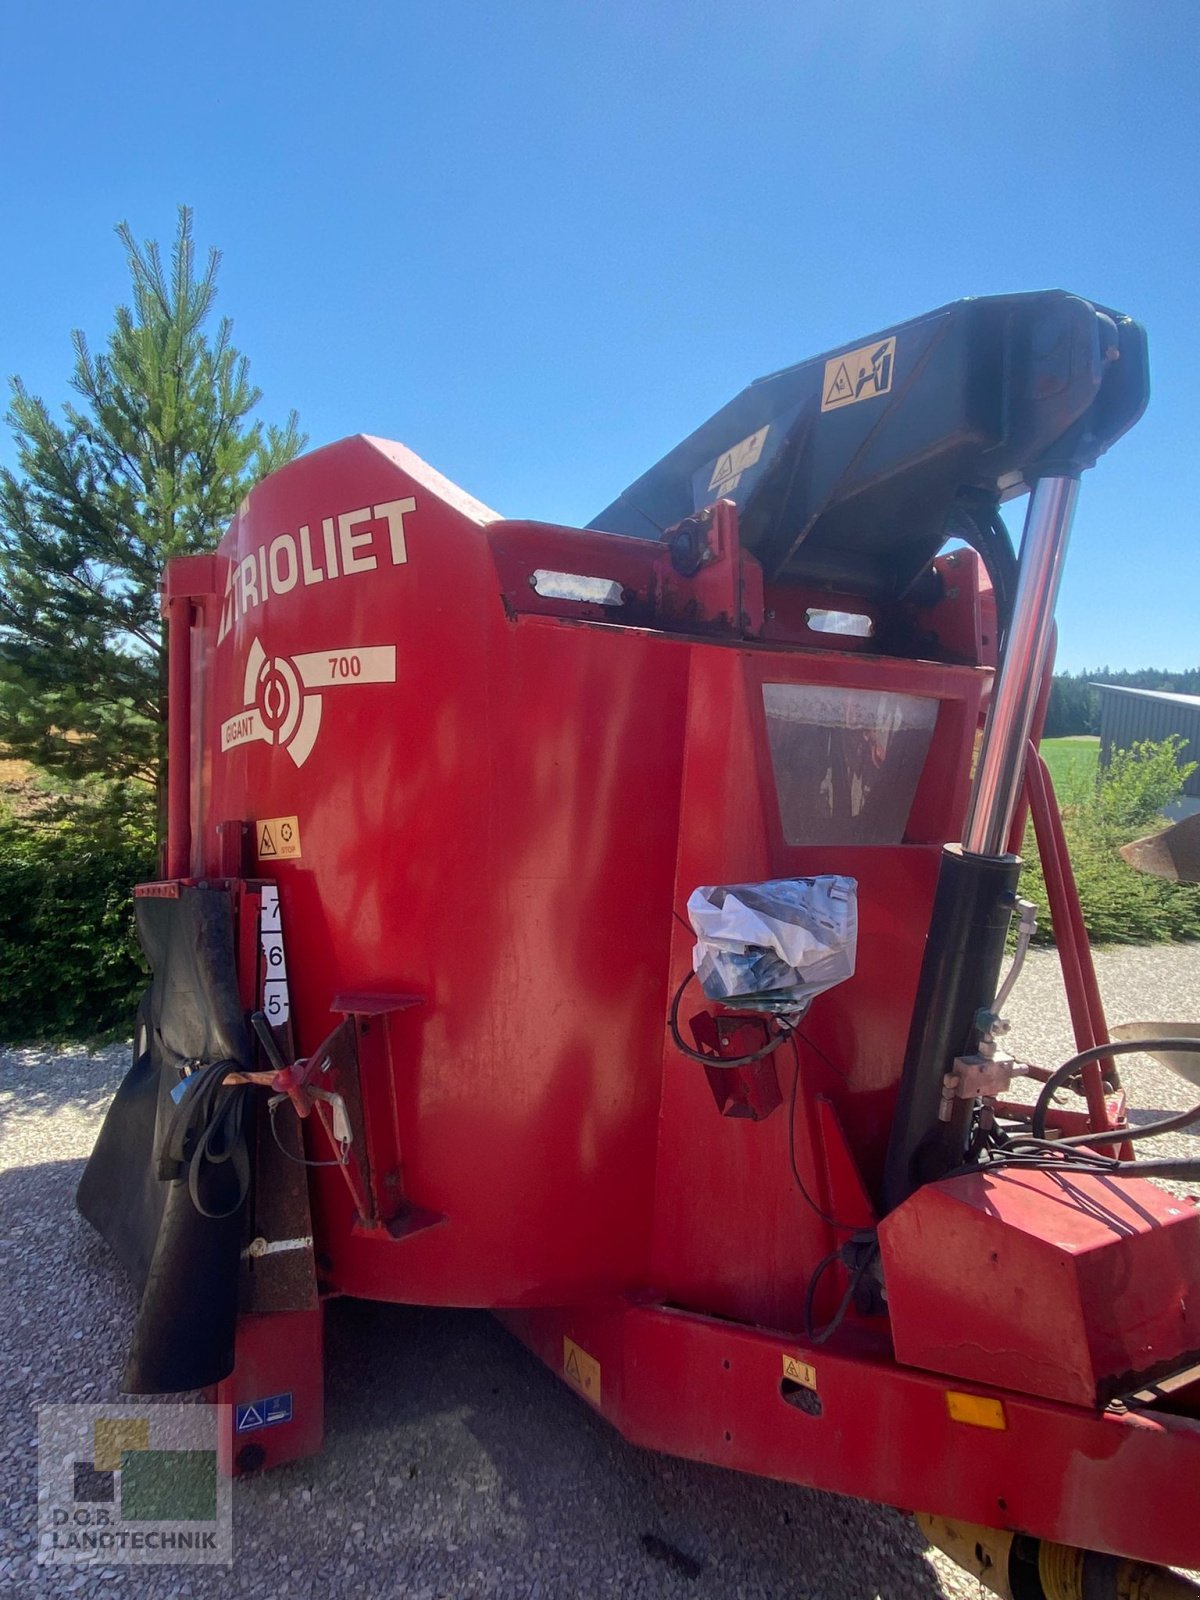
[37,1403,232,1565]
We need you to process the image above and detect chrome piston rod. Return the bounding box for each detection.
[962,475,1080,857]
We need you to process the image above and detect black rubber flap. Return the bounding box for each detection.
[76,886,252,1393]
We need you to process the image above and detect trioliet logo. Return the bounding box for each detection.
[218,495,413,766]
[221,637,397,768]
[217,497,415,643]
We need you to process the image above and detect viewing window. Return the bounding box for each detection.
[762,683,937,845]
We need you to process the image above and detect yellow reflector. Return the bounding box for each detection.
[945,1391,1007,1430]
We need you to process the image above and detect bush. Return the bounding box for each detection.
[0,792,156,1041]
[1092,736,1196,835]
[1022,737,1200,945]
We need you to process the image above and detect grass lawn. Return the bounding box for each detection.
[1040,735,1099,799]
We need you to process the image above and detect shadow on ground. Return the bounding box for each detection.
[0,1141,944,1598]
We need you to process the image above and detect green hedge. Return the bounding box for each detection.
[0,805,156,1042]
[1021,736,1200,945]
[1,739,1197,1044]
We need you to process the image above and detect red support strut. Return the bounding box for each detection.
[1023,740,1114,1135]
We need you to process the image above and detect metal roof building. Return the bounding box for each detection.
[1093,684,1200,801]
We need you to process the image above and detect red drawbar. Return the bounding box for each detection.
[879,1168,1200,1407]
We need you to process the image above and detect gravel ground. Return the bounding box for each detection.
[2,944,1198,1598]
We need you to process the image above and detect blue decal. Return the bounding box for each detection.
[236,1392,293,1432]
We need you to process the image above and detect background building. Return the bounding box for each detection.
[1094,683,1200,817]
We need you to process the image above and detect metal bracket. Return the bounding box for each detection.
[940,1051,1019,1120]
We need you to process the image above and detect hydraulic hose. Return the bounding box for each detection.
[955,502,1018,652]
[1030,1038,1200,1139]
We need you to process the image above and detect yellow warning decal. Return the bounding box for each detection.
[563,1337,602,1406]
[256,815,302,861]
[782,1354,818,1391]
[821,336,896,412]
[946,1390,1007,1430]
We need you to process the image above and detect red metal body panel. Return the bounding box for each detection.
[193,436,984,1314]
[168,433,1200,1564]
[501,1300,1200,1572]
[216,1309,324,1475]
[879,1169,1200,1407]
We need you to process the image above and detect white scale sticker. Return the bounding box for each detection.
[259,884,290,1025]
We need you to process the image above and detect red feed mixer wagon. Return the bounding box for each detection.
[80,292,1200,1600]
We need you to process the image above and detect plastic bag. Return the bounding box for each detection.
[686,875,857,1006]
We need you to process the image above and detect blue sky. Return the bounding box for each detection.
[1,0,1196,672]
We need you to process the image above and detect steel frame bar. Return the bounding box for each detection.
[964,477,1080,857]
[164,594,192,880]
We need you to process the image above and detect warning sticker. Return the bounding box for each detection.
[821,336,896,412]
[707,425,770,497]
[235,1392,293,1432]
[782,1354,818,1391]
[563,1337,602,1406]
[256,815,301,861]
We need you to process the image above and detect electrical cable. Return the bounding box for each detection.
[793,1026,850,1084]
[268,1097,348,1168]
[947,1150,1200,1182]
[786,1036,880,1343]
[802,1252,840,1338]
[668,903,880,1337]
[804,1238,880,1345]
[667,969,796,1068]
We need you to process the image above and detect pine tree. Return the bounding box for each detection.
[0,206,304,819]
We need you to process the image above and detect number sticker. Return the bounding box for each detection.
[259,887,291,1025]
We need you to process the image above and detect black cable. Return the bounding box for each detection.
[268,1098,347,1169]
[668,907,880,1331]
[803,1252,840,1339]
[1030,1038,1200,1138]
[985,507,1018,648]
[947,1087,1200,1181]
[793,1027,850,1084]
[946,1149,1200,1183]
[931,1036,1200,1184]
[667,969,795,1068]
[157,1057,251,1220]
[668,911,793,1068]
[1094,1158,1200,1180]
[804,1238,880,1345]
[953,502,1018,653]
[1013,1096,1200,1151]
[667,978,864,1224]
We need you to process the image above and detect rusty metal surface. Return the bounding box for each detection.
[1122,812,1200,883]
